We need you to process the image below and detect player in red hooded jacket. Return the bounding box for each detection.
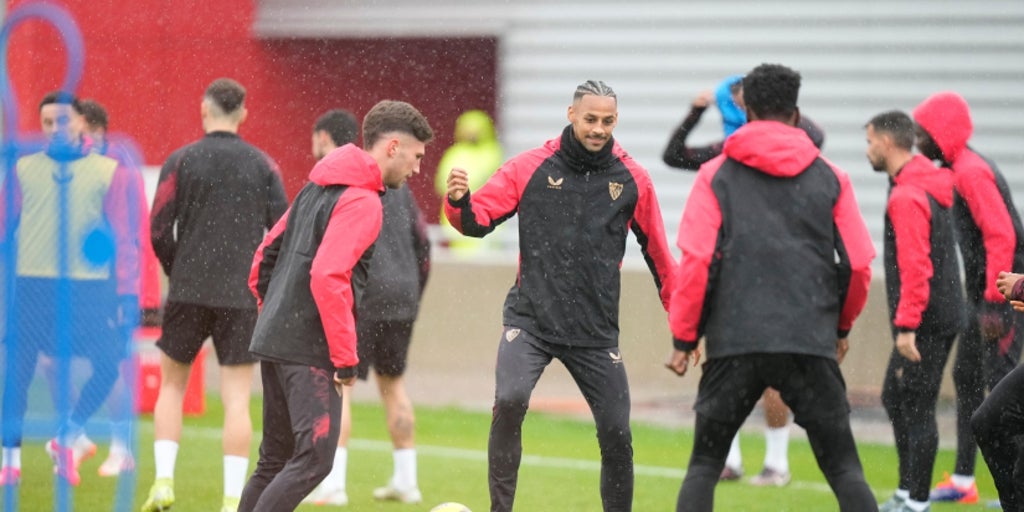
[666,64,877,512]
[913,91,1024,503]
[866,111,965,512]
[239,100,433,512]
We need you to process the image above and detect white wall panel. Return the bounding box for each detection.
[258,0,1024,265]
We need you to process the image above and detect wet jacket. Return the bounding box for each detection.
[249,144,384,376]
[883,155,964,335]
[913,92,1024,305]
[151,131,288,309]
[445,125,676,348]
[358,185,430,322]
[669,120,875,360]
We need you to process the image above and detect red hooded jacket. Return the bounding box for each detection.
[669,120,875,359]
[248,144,384,375]
[913,92,1024,304]
[883,155,964,333]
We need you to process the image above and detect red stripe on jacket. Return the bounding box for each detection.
[829,158,875,333]
[888,182,933,329]
[954,152,1017,303]
[887,156,956,330]
[618,145,676,309]
[668,154,725,343]
[443,146,549,236]
[309,189,382,369]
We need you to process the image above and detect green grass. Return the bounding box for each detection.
[7,395,998,511]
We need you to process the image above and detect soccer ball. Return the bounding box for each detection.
[430,503,471,512]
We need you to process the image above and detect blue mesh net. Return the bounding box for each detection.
[2,3,141,510]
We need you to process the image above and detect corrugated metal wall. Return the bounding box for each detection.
[257,0,1024,263]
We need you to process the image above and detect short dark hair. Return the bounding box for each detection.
[39,90,81,114]
[867,110,915,150]
[742,64,801,120]
[362,100,434,148]
[314,109,359,147]
[204,78,246,115]
[729,80,743,96]
[79,99,109,130]
[573,80,616,102]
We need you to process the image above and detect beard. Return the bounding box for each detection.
[868,155,887,172]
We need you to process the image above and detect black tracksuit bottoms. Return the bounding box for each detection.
[881,328,958,502]
[239,361,341,512]
[677,354,877,512]
[971,363,1024,511]
[952,307,1024,476]
[489,326,633,512]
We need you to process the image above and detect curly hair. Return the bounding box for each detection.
[362,100,434,148]
[742,64,801,121]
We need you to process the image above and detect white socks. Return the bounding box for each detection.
[110,438,130,456]
[223,455,249,498]
[725,435,742,470]
[154,440,246,498]
[321,447,348,489]
[2,447,21,469]
[319,447,411,491]
[393,448,417,490]
[892,489,931,512]
[153,440,179,480]
[906,498,930,511]
[950,473,975,488]
[725,427,789,473]
[763,426,790,473]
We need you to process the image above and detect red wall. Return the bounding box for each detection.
[5,0,497,221]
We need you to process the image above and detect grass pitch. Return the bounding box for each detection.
[7,395,998,511]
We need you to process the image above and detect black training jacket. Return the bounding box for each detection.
[445,126,676,348]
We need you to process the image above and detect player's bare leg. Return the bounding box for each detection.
[220,363,255,510]
[142,354,191,511]
[373,374,420,503]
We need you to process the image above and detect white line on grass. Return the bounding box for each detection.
[182,425,833,493]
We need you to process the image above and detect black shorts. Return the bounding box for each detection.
[355,319,414,380]
[156,301,258,366]
[695,353,850,426]
[11,277,124,360]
